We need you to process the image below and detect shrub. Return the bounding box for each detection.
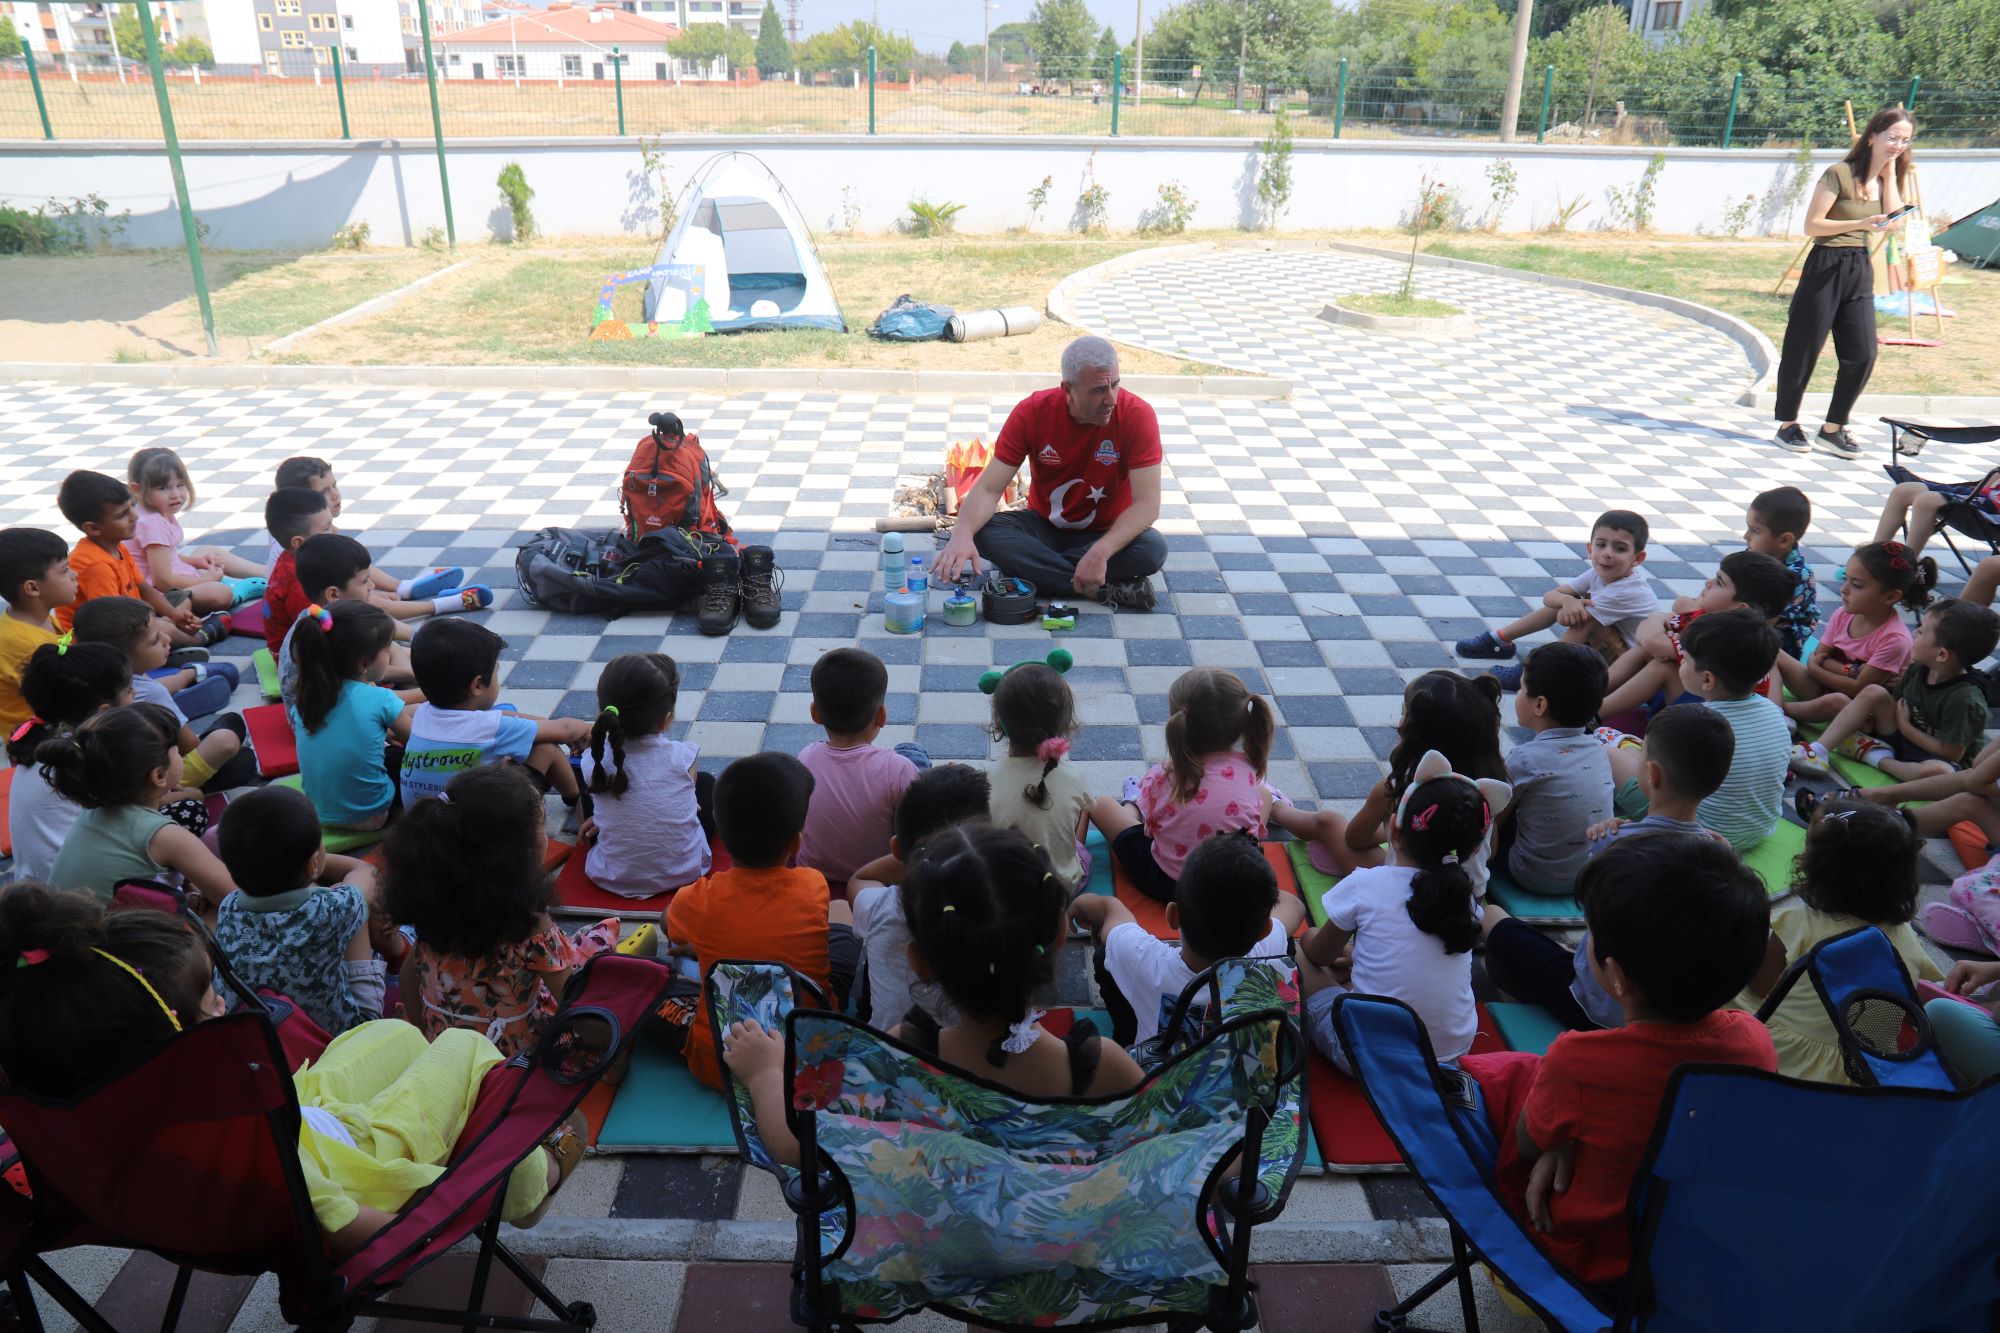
[1720,193,1756,238]
[330,221,370,252]
[419,224,448,252]
[496,162,536,243]
[1604,152,1665,232]
[1545,193,1592,233]
[1484,158,1518,230]
[1255,107,1294,229]
[906,198,965,238]
[1026,175,1054,229]
[0,206,59,255]
[1138,180,1197,234]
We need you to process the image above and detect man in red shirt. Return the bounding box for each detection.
[934,336,1165,609]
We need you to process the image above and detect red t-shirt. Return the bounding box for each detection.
[991,387,1163,533]
[265,550,308,655]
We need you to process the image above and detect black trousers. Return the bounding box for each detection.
[972,509,1167,599]
[1483,917,1594,1031]
[1774,246,1877,426]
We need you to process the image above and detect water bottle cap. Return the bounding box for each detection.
[883,532,904,550]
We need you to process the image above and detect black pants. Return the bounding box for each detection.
[694,769,717,842]
[972,509,1168,599]
[1774,246,1877,426]
[1483,917,1595,1031]
[198,713,259,792]
[1093,936,1141,1047]
[1111,823,1178,903]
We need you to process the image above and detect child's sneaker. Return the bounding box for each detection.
[1593,726,1643,751]
[1788,742,1831,779]
[1455,630,1516,660]
[194,613,231,647]
[1837,734,1893,769]
[436,584,494,614]
[409,567,467,600]
[1489,663,1524,692]
[222,575,267,607]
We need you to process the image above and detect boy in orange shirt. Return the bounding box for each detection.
[659,751,859,1089]
[54,471,219,650]
[0,529,78,734]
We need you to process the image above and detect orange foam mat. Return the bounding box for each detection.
[1306,1002,1504,1173]
[1110,840,1306,941]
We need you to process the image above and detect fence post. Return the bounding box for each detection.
[614,45,625,135]
[1333,56,1347,139]
[1110,50,1120,135]
[1905,75,1920,111]
[332,45,351,139]
[866,45,875,135]
[24,47,53,140]
[1535,63,1553,144]
[415,0,455,252]
[134,2,215,357]
[1721,71,1741,149]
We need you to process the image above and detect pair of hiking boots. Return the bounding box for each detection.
[697,544,783,635]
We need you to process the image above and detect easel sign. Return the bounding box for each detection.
[1883,246,1947,347]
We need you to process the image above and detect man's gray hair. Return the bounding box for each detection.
[1060,335,1120,384]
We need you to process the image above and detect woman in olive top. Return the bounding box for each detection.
[1773,106,1915,461]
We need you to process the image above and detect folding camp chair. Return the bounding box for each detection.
[1334,927,1998,1332]
[1881,417,2000,575]
[0,892,670,1333]
[708,959,1299,1331]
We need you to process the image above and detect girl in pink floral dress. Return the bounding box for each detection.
[1091,667,1277,902]
[383,763,617,1059]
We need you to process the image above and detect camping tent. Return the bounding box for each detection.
[1937,199,2000,269]
[643,153,846,334]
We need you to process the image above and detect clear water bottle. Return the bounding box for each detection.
[880,530,905,594]
[907,554,928,605]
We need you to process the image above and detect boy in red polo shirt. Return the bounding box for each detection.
[262,487,336,655]
[53,471,215,648]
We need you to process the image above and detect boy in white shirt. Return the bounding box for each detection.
[1073,831,1305,1046]
[1457,510,1658,691]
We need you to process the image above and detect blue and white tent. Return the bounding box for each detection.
[643,152,846,333]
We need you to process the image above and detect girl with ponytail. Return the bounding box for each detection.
[384,764,617,1059]
[1299,751,1511,1074]
[288,601,413,831]
[8,639,133,881]
[987,661,1098,890]
[577,652,713,898]
[722,823,1143,1167]
[1091,667,1277,902]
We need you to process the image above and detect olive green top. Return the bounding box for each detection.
[1814,162,1882,249]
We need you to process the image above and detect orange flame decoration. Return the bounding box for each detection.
[944,439,992,502]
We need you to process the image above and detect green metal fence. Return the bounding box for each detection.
[4,52,1995,146]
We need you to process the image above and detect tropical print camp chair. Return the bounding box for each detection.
[708,959,1300,1330]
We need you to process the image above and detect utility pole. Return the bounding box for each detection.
[981,0,991,91]
[1133,0,1141,105]
[1498,0,1531,142]
[1231,0,1245,110]
[785,0,799,43]
[1581,2,1611,131]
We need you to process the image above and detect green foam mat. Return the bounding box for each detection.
[252,648,281,702]
[1488,1002,1568,1057]
[596,1041,738,1154]
[1485,871,1584,926]
[1079,827,1115,898]
[270,775,383,855]
[1740,818,1806,897]
[1285,842,1342,927]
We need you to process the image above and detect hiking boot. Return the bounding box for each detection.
[739,545,784,630]
[1814,426,1863,459]
[697,551,741,636]
[1773,423,1810,453]
[1099,575,1158,612]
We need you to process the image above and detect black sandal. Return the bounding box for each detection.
[1794,786,1860,823]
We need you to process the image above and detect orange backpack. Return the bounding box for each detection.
[620,416,736,547]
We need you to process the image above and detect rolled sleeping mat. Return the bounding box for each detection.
[945,306,1043,343]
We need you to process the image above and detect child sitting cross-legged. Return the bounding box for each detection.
[124,447,267,616]
[1736,798,1943,1084]
[1746,485,1820,659]
[1498,643,1612,896]
[1272,670,1510,893]
[796,648,928,887]
[7,641,132,883]
[262,488,335,656]
[1776,540,1935,726]
[52,469,219,649]
[578,653,713,898]
[1790,598,2000,783]
[384,764,617,1060]
[726,823,1147,1166]
[986,662,1099,891]
[271,455,473,614]
[72,596,253,793]
[401,619,587,808]
[0,882,584,1256]
[1457,510,1657,676]
[278,535,423,703]
[290,601,415,832]
[0,528,78,736]
[215,785,405,1037]
[42,703,237,912]
[1074,830,1306,1048]
[1483,704,1734,1032]
[1465,833,1775,1291]
[849,764,993,1026]
[1594,550,1795,719]
[1297,754,1510,1071]
[658,752,859,1090]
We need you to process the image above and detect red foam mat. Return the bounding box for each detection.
[1111,840,1306,940]
[245,703,298,779]
[1307,1002,1504,1172]
[553,835,732,921]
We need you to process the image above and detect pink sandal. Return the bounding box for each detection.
[1922,901,1998,956]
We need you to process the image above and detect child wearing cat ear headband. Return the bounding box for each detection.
[1297,749,1510,1075]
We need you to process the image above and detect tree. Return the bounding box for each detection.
[1891,0,2000,140]
[166,34,213,66]
[1531,3,1652,129]
[1144,0,1339,81]
[754,1,790,77]
[988,20,1040,64]
[0,16,22,59]
[109,5,144,61]
[671,22,755,71]
[1093,23,1122,78]
[1030,0,1096,78]
[1648,0,1892,144]
[794,22,916,77]
[946,39,979,68]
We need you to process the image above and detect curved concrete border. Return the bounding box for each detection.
[1319,299,1477,336]
[0,360,1289,399]
[1049,237,1779,405]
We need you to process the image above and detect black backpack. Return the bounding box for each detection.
[514,526,730,617]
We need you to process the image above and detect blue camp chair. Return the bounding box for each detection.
[1334,927,2000,1332]
[708,959,1300,1331]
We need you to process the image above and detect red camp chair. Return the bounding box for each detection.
[0,891,669,1332]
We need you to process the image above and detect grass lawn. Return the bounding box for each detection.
[1411,231,1999,399]
[280,233,1242,375]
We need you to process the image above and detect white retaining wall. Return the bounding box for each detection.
[4,135,1998,251]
